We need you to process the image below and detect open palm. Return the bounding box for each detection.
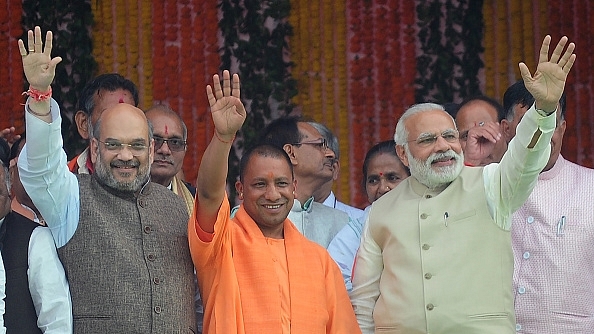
[206,70,246,139]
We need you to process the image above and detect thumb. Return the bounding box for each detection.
[49,57,63,69]
[518,62,532,81]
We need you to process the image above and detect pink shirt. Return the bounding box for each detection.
[512,155,594,333]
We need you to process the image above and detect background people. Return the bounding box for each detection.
[328,140,410,291]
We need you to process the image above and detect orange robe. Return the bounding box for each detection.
[188,196,361,334]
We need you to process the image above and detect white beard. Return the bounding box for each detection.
[406,148,464,189]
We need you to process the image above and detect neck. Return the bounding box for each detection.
[259,224,285,239]
[294,175,327,204]
[312,182,332,203]
[151,175,174,187]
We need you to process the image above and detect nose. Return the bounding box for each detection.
[264,185,282,201]
[117,145,135,160]
[434,135,451,152]
[378,180,391,196]
[156,141,172,155]
[324,147,336,159]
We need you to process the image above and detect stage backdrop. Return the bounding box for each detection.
[1,0,592,207]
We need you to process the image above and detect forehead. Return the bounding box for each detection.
[406,109,456,138]
[91,89,135,123]
[297,122,322,139]
[100,106,149,140]
[456,101,498,131]
[147,111,184,137]
[244,155,293,181]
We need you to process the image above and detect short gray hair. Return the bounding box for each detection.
[308,122,340,159]
[394,103,448,146]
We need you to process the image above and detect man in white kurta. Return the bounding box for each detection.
[350,35,576,334]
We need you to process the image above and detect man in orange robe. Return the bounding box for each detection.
[188,70,360,334]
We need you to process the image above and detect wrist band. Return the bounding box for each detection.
[214,131,235,144]
[23,86,52,102]
[26,104,51,117]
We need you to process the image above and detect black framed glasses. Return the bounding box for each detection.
[96,139,148,156]
[291,138,329,150]
[153,136,186,151]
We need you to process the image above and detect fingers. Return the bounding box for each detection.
[518,62,532,81]
[34,26,43,53]
[49,56,63,69]
[27,29,34,53]
[232,73,240,98]
[537,35,552,64]
[222,70,231,97]
[44,30,54,57]
[563,54,577,74]
[549,36,568,64]
[18,39,27,57]
[212,74,222,100]
[206,85,216,107]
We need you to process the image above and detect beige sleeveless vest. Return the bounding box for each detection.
[368,167,515,334]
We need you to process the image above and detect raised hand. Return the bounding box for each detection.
[463,121,502,165]
[18,26,62,91]
[519,35,576,113]
[0,127,21,146]
[206,70,246,142]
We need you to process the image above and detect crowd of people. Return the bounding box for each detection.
[0,24,589,334]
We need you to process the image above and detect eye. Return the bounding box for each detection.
[130,143,148,151]
[367,176,379,185]
[277,181,289,187]
[417,136,437,146]
[170,139,183,146]
[253,182,266,188]
[386,173,401,182]
[442,133,458,142]
[104,142,121,150]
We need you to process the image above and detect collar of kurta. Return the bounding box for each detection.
[232,205,321,332]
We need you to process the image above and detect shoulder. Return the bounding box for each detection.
[310,202,349,222]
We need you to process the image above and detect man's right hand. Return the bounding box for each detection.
[18,26,62,91]
[206,70,246,142]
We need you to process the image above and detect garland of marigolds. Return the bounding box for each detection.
[220,0,297,204]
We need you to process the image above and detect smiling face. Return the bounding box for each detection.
[91,104,154,193]
[397,109,464,189]
[236,154,296,237]
[146,109,186,187]
[365,153,409,203]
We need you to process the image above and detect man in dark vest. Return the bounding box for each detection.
[17,27,196,333]
[0,137,72,333]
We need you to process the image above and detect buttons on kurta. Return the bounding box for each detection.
[138,199,146,208]
[420,213,428,219]
[424,273,432,280]
[425,195,432,199]
[516,323,522,331]
[422,244,430,250]
[154,306,162,314]
[143,226,152,234]
[518,286,526,294]
[523,251,530,259]
[153,277,161,285]
[426,303,434,311]
[527,216,534,224]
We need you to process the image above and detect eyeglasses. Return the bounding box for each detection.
[154,136,186,151]
[408,129,459,147]
[291,138,329,150]
[96,139,148,156]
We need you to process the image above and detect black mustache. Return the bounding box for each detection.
[111,160,140,168]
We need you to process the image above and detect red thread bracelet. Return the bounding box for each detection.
[214,131,235,144]
[23,86,52,102]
